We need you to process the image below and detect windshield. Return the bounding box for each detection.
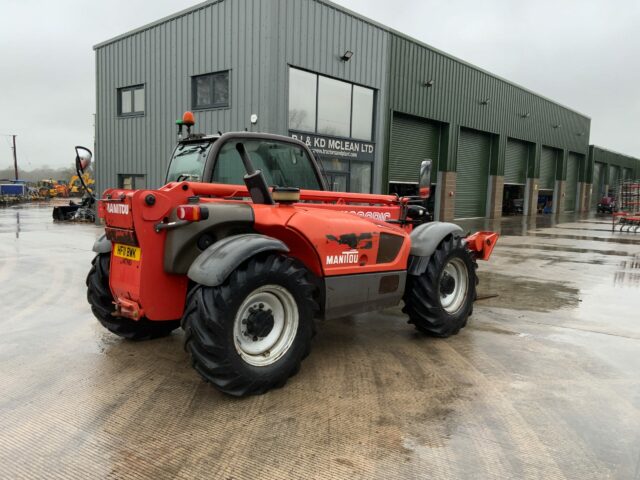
[213,140,322,190]
[166,141,213,183]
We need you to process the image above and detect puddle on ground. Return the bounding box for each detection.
[476,271,580,312]
[499,243,630,257]
[497,252,609,266]
[556,227,618,232]
[530,232,640,245]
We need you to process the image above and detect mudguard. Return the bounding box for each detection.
[407,222,463,275]
[92,234,112,254]
[188,234,290,287]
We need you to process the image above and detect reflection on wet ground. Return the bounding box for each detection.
[0,205,639,479]
[615,253,640,287]
[530,232,640,244]
[498,242,630,256]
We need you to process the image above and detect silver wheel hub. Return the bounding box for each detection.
[233,285,299,367]
[439,257,469,314]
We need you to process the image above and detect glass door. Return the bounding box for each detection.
[326,172,348,192]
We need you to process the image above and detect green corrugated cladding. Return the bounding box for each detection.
[588,146,640,185]
[385,35,591,185]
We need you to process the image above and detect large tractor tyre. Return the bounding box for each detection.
[182,254,317,397]
[86,253,180,340]
[403,235,478,338]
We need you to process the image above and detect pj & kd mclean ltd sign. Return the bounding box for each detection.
[289,131,375,162]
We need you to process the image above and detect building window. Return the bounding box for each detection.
[350,161,372,193]
[317,76,352,137]
[118,174,146,190]
[351,86,374,141]
[288,67,374,141]
[321,158,372,193]
[118,85,144,116]
[288,69,317,132]
[192,71,230,109]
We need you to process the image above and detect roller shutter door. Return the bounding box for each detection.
[565,153,580,212]
[504,138,529,185]
[455,128,490,218]
[591,162,605,207]
[389,114,440,184]
[539,147,557,190]
[623,167,633,182]
[609,165,620,188]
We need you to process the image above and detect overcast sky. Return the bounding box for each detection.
[1,0,638,170]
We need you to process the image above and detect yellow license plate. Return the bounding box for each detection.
[113,243,141,261]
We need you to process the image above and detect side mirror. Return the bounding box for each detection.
[419,159,432,199]
[75,146,93,173]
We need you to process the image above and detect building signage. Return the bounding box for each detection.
[289,131,375,162]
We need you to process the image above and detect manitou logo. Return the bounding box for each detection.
[325,249,359,266]
[106,203,129,215]
[344,210,391,221]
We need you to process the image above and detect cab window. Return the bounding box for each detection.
[212,140,321,190]
[166,142,213,183]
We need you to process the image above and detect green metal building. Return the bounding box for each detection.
[589,145,640,207]
[95,0,620,220]
[383,34,591,219]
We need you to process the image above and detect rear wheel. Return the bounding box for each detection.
[403,236,477,337]
[182,254,317,396]
[86,253,180,340]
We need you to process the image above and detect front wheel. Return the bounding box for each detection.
[182,254,317,396]
[403,236,477,337]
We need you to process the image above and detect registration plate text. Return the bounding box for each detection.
[114,243,141,261]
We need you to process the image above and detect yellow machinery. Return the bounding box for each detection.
[55,180,70,198]
[70,172,94,196]
[38,179,57,198]
[37,179,70,198]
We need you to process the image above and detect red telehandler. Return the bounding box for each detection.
[87,112,498,396]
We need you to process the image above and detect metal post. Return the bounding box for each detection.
[12,135,18,180]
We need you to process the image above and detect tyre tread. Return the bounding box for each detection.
[182,254,317,396]
[403,236,478,338]
[86,254,179,340]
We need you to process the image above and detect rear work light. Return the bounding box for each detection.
[177,205,209,222]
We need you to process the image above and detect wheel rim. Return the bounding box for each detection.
[439,257,469,314]
[233,285,299,367]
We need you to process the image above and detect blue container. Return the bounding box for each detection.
[0,184,26,196]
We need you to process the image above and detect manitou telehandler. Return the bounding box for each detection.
[86,112,498,396]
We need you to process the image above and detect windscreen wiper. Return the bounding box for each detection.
[176,174,201,182]
[174,149,197,158]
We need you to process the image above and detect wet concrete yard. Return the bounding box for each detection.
[1,203,639,479]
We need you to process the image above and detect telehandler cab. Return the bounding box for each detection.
[87,112,498,396]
